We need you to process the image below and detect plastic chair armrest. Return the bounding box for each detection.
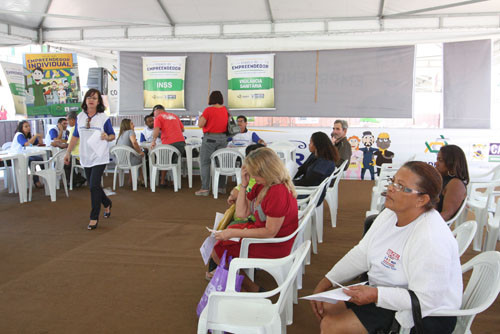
[239,233,296,258]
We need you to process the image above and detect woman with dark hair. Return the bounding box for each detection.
[195,90,229,196]
[116,118,145,185]
[64,89,115,230]
[311,161,462,334]
[9,120,45,187]
[435,145,469,221]
[293,132,339,187]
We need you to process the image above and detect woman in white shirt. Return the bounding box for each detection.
[310,161,462,333]
[64,89,115,230]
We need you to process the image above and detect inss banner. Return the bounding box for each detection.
[143,56,186,109]
[23,53,81,117]
[227,54,275,109]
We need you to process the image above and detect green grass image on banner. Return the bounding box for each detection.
[144,79,184,91]
[228,77,273,90]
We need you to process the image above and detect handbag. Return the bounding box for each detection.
[216,204,236,230]
[226,111,240,136]
[196,250,244,317]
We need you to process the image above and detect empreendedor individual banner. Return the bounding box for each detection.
[0,61,27,116]
[143,56,185,109]
[227,54,275,109]
[23,53,81,117]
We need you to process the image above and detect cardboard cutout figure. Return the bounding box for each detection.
[374,132,395,175]
[360,131,378,180]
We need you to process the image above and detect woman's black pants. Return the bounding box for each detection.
[84,164,111,220]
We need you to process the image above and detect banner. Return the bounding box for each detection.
[143,56,185,109]
[227,54,275,109]
[0,61,26,117]
[23,53,81,117]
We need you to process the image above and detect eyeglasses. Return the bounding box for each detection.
[86,117,91,129]
[387,177,424,195]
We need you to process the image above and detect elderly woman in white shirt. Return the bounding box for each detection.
[310,161,462,334]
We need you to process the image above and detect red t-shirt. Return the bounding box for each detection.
[154,111,185,144]
[201,106,228,133]
[214,183,298,259]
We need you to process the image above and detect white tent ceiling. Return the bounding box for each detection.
[1,0,500,56]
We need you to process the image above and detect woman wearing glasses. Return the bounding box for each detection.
[310,161,462,334]
[64,89,115,230]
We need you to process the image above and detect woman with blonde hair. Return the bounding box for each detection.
[210,147,299,291]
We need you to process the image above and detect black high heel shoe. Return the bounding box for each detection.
[104,203,112,219]
[88,220,99,230]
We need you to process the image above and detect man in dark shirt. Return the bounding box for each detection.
[331,119,352,170]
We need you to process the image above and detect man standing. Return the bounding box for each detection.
[331,119,352,170]
[229,115,266,147]
[151,105,186,186]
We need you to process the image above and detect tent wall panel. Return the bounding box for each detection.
[443,39,491,129]
[118,46,415,118]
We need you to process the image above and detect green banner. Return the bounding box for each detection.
[228,77,273,91]
[9,83,25,96]
[143,79,184,91]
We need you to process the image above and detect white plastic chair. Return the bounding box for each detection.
[400,251,500,334]
[484,199,500,252]
[452,220,477,257]
[110,145,147,191]
[210,148,244,199]
[1,142,16,193]
[295,167,338,254]
[446,198,468,228]
[69,154,85,190]
[197,241,311,334]
[28,149,68,202]
[149,144,182,192]
[269,141,296,165]
[325,160,348,228]
[184,137,202,188]
[367,166,399,215]
[466,179,500,251]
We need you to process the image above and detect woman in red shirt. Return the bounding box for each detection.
[211,147,299,291]
[195,91,229,196]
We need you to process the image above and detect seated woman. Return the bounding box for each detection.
[115,118,145,184]
[435,145,469,222]
[9,120,45,188]
[293,132,338,187]
[210,147,298,292]
[364,145,470,234]
[311,161,462,334]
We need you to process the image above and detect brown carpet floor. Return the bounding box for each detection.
[0,177,498,333]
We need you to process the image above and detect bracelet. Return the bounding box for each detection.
[240,183,248,188]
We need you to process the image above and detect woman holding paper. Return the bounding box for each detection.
[64,89,115,230]
[209,148,298,291]
[310,161,462,333]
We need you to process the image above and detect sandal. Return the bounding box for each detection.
[195,189,210,196]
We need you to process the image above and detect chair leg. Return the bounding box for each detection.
[151,167,157,192]
[172,169,178,192]
[62,174,69,197]
[113,167,118,191]
[131,168,138,191]
[28,174,33,202]
[142,162,148,188]
[213,171,219,199]
[316,204,324,244]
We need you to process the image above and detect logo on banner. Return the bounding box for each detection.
[424,135,448,154]
[471,144,487,161]
[489,143,500,162]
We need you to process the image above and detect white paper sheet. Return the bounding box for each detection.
[200,236,217,265]
[300,282,367,304]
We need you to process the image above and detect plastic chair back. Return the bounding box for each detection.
[455,251,500,333]
[210,148,243,174]
[110,145,137,168]
[1,142,12,151]
[186,137,202,145]
[452,220,477,257]
[150,144,181,167]
[484,199,500,252]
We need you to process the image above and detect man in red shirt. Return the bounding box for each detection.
[151,104,186,186]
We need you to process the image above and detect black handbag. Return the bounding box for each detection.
[226,111,240,136]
